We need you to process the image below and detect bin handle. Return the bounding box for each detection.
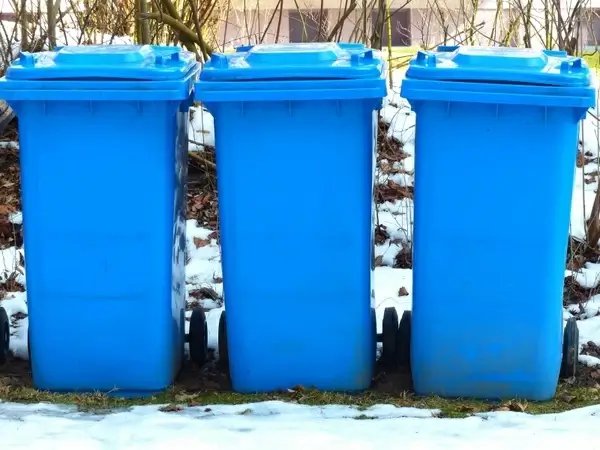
[350,49,375,65]
[208,53,229,69]
[235,45,254,52]
[414,50,437,67]
[560,58,584,74]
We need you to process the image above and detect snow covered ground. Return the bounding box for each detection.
[3,401,600,449]
[2,68,600,445]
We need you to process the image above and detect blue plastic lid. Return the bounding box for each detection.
[406,46,592,87]
[6,45,197,81]
[200,42,384,82]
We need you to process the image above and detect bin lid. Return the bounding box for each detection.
[405,46,592,87]
[199,42,384,82]
[5,45,197,81]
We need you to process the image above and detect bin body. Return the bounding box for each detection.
[196,43,387,393]
[401,46,595,400]
[0,45,200,395]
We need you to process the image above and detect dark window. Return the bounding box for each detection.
[289,10,328,43]
[371,9,411,47]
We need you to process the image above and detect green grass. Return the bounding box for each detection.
[1,377,599,418]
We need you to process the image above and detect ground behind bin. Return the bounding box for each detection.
[2,77,600,421]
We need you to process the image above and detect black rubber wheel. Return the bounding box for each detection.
[0,307,9,365]
[218,311,229,368]
[560,317,579,379]
[396,310,411,368]
[188,308,208,365]
[27,326,31,365]
[371,307,377,360]
[381,307,399,367]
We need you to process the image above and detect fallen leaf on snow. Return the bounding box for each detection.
[193,237,210,248]
[159,404,184,412]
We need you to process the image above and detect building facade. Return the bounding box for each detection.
[211,0,600,51]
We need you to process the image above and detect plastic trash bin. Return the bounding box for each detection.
[400,46,596,401]
[0,45,206,395]
[195,42,387,393]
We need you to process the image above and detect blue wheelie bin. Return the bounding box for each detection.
[401,46,595,400]
[196,43,387,393]
[0,45,205,395]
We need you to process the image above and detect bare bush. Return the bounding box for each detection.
[1,0,600,253]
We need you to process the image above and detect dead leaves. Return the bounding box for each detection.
[0,139,21,228]
[394,247,413,269]
[0,129,22,250]
[377,121,410,165]
[576,146,597,181]
[564,275,597,307]
[455,400,527,415]
[577,150,595,168]
[188,286,220,301]
[375,225,389,245]
[373,121,413,270]
[172,392,210,407]
[0,205,15,215]
[582,341,600,360]
[193,232,219,249]
[398,287,409,296]
[0,206,21,250]
[486,401,528,413]
[376,179,413,203]
[193,237,210,248]
[376,120,413,205]
[585,168,600,185]
[188,191,218,230]
[187,145,218,230]
[567,254,587,272]
[158,404,184,413]
[457,405,479,414]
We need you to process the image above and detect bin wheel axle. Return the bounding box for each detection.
[0,307,9,365]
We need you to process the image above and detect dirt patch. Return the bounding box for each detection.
[1,355,599,417]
